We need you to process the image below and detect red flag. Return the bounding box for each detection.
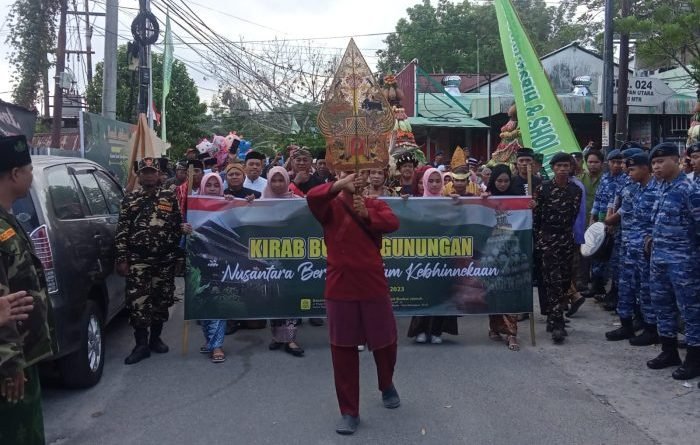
[150,100,161,126]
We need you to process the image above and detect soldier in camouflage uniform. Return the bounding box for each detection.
[0,135,56,444]
[116,157,192,365]
[533,152,582,344]
[645,143,700,379]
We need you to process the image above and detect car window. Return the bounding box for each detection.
[11,194,40,233]
[74,172,109,216]
[46,166,85,219]
[93,170,124,214]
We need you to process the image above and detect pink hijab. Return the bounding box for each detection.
[422,167,444,197]
[200,172,224,196]
[262,166,295,199]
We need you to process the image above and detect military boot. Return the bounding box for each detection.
[582,277,605,299]
[149,322,169,354]
[602,284,618,311]
[124,328,151,365]
[672,346,700,380]
[605,317,635,341]
[646,336,682,370]
[629,323,659,346]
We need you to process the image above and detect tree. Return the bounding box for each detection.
[5,0,60,109]
[86,45,208,159]
[618,0,700,86]
[376,0,595,75]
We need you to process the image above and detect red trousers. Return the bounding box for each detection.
[331,342,397,417]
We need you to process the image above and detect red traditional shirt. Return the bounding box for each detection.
[306,183,399,301]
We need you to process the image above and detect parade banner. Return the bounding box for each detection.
[80,111,136,185]
[185,197,533,320]
[494,0,579,170]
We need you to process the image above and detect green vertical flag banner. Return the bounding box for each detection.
[494,0,580,171]
[161,12,173,141]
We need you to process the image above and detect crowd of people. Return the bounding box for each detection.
[1,132,699,439]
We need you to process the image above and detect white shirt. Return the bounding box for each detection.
[688,171,695,181]
[244,176,267,193]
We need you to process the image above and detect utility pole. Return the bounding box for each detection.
[601,0,615,154]
[102,0,118,119]
[615,0,631,147]
[84,0,93,82]
[51,0,68,149]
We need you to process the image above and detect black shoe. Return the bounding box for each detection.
[382,384,401,409]
[552,328,566,344]
[125,328,151,365]
[632,317,644,332]
[647,337,682,370]
[149,322,169,353]
[582,278,605,299]
[269,341,283,351]
[309,318,324,327]
[672,346,700,380]
[605,318,634,341]
[124,344,151,365]
[284,343,304,357]
[566,297,586,317]
[335,415,359,435]
[629,324,659,346]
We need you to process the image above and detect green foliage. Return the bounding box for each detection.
[86,45,208,160]
[376,0,595,75]
[617,0,700,85]
[5,0,60,109]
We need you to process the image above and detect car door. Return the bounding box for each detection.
[71,165,125,322]
[44,164,96,343]
[91,169,127,321]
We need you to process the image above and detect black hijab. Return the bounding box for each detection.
[486,164,516,196]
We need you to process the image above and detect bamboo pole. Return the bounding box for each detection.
[182,165,194,355]
[527,163,536,347]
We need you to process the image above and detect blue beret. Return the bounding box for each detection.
[621,147,644,159]
[606,149,623,160]
[549,152,573,165]
[649,143,679,160]
[687,143,700,156]
[625,153,649,167]
[620,141,644,150]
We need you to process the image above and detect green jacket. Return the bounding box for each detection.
[0,207,56,377]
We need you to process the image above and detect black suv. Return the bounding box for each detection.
[12,156,126,388]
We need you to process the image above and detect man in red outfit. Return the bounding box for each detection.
[307,172,401,435]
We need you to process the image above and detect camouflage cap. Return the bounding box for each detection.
[0,134,31,172]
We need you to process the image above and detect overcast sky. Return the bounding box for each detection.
[0,0,444,107]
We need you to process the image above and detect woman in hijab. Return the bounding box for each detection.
[261,166,305,356]
[482,164,520,351]
[198,173,229,362]
[407,168,460,344]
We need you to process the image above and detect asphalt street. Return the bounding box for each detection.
[41,280,698,445]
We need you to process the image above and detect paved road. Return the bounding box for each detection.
[42,282,697,444]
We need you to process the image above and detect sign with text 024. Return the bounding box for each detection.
[598,76,675,107]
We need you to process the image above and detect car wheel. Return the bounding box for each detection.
[58,300,105,388]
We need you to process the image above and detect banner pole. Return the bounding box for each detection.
[182,165,194,356]
[527,163,536,346]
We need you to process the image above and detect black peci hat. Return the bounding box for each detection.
[0,135,31,172]
[549,152,573,165]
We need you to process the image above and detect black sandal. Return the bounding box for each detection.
[284,343,304,357]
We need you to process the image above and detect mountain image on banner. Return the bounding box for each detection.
[317,39,395,171]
